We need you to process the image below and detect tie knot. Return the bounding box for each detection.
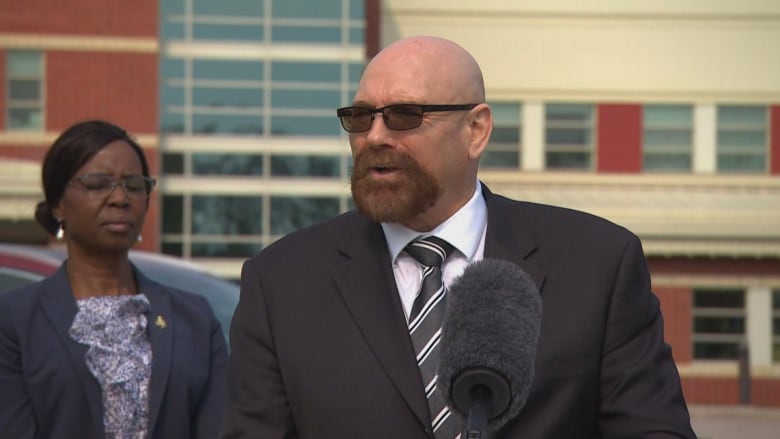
[404,236,454,268]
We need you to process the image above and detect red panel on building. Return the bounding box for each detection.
[597,104,642,173]
[771,105,780,175]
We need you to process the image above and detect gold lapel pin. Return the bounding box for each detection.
[154,315,167,329]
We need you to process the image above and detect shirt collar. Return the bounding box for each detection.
[382,181,486,263]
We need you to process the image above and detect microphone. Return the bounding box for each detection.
[438,258,542,438]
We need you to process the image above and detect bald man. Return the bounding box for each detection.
[221,36,695,439]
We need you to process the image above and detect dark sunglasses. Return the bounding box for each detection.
[336,103,479,133]
[68,173,157,199]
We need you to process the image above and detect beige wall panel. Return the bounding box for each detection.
[382,3,780,102]
[384,0,780,18]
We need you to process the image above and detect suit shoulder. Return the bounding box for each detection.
[250,210,365,260]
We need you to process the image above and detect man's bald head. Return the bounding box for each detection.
[359,36,486,105]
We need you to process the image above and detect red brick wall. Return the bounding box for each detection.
[46,51,158,133]
[683,377,740,404]
[682,377,780,406]
[597,104,642,173]
[0,0,157,37]
[656,287,693,363]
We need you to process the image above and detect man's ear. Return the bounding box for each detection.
[466,103,493,161]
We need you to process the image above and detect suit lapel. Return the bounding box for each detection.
[331,216,431,430]
[482,185,546,290]
[140,273,173,436]
[39,264,105,437]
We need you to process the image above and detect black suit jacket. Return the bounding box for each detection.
[0,263,227,439]
[222,186,696,438]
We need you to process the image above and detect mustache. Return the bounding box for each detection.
[351,148,420,177]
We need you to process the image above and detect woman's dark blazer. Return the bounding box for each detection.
[0,262,227,439]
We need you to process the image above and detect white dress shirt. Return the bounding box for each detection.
[381,181,487,321]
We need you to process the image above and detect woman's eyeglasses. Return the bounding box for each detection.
[336,103,479,133]
[68,174,157,199]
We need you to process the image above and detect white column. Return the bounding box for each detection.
[522,101,544,171]
[693,103,716,173]
[746,286,772,367]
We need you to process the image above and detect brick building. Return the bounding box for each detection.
[1,0,779,406]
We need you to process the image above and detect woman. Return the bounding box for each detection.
[0,120,227,438]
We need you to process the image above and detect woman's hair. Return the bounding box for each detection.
[34,120,151,236]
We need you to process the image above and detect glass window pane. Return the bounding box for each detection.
[193,114,264,135]
[192,153,264,176]
[271,89,340,109]
[162,85,185,106]
[348,63,364,83]
[273,0,341,19]
[193,23,264,42]
[718,106,766,124]
[349,27,365,45]
[271,116,340,136]
[8,108,42,130]
[546,128,591,146]
[694,342,739,360]
[694,290,745,307]
[546,152,590,169]
[271,62,341,83]
[161,242,183,257]
[161,112,185,134]
[160,0,184,15]
[193,87,264,108]
[643,154,691,171]
[7,51,42,75]
[270,196,339,235]
[162,152,184,175]
[643,105,692,125]
[162,195,183,234]
[694,317,745,334]
[717,131,766,149]
[349,0,364,19]
[489,126,519,144]
[271,155,340,177]
[192,196,264,234]
[546,104,591,122]
[162,58,185,78]
[194,60,264,81]
[481,151,519,168]
[718,154,766,172]
[644,129,692,149]
[9,80,41,100]
[492,103,521,125]
[194,0,264,16]
[272,26,342,44]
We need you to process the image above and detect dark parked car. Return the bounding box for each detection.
[0,243,239,335]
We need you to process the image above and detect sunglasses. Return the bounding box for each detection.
[336,103,479,133]
[68,173,157,200]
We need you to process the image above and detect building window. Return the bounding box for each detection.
[717,105,767,173]
[545,103,594,170]
[482,102,521,169]
[642,105,693,172]
[6,50,43,131]
[692,289,746,360]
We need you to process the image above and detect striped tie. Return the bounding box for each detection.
[405,236,460,439]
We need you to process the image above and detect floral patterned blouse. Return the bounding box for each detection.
[69,294,153,439]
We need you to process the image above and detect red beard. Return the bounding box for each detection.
[350,148,440,224]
